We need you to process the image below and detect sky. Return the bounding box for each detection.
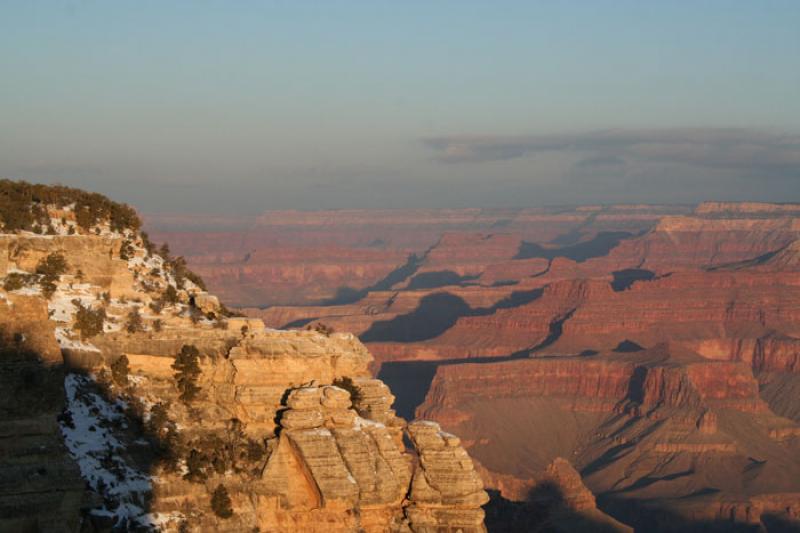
[1,1,799,213]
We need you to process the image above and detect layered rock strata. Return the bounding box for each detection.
[0,185,488,531]
[405,421,488,532]
[417,347,800,530]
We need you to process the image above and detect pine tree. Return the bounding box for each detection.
[172,344,201,403]
[36,253,68,298]
[162,284,179,304]
[125,308,144,333]
[119,239,134,260]
[110,354,129,386]
[74,301,106,339]
[184,449,209,482]
[211,484,234,519]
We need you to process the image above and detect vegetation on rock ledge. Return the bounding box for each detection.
[0,179,141,233]
[211,484,234,519]
[110,354,129,387]
[172,344,202,403]
[35,252,68,298]
[73,300,106,340]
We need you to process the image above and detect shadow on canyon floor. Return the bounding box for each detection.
[375,300,575,420]
[485,483,626,533]
[548,211,601,247]
[405,270,479,290]
[610,268,656,291]
[597,493,800,532]
[360,293,472,343]
[515,231,634,262]
[322,253,424,306]
[360,287,544,343]
[323,229,639,309]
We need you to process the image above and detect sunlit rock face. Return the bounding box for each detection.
[0,184,488,532]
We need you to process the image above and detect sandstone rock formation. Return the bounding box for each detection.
[405,421,488,532]
[0,182,489,532]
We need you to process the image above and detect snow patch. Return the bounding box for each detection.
[353,416,386,430]
[15,286,42,296]
[55,327,100,352]
[47,289,94,323]
[59,374,176,529]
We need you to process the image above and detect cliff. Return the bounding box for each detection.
[0,181,488,532]
[416,346,800,531]
[0,294,90,532]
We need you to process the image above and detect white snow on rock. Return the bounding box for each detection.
[49,217,77,235]
[353,416,386,430]
[15,286,42,296]
[55,327,101,352]
[47,286,94,323]
[60,374,179,530]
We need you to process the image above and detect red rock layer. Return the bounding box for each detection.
[421,358,634,419]
[145,205,682,307]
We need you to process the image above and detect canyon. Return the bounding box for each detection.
[146,201,800,531]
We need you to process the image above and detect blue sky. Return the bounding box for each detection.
[1,1,799,212]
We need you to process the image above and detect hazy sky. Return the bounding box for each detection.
[1,1,799,212]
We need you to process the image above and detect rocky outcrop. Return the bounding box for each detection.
[251,385,412,531]
[541,458,596,511]
[114,333,488,531]
[0,184,489,532]
[405,421,488,532]
[91,342,487,531]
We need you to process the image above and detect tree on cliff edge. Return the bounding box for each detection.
[125,309,144,333]
[172,344,201,403]
[211,483,234,518]
[73,301,106,339]
[35,252,68,298]
[111,354,129,386]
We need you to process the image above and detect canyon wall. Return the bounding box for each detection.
[170,201,800,531]
[0,186,489,532]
